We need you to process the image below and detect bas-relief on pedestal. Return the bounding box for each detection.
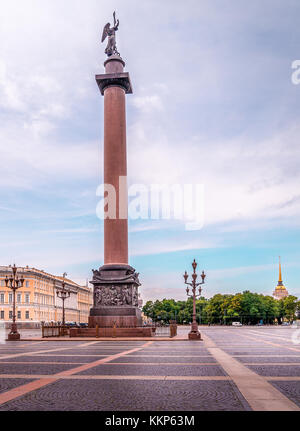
[89,265,142,327]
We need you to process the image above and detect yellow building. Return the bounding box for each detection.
[273,257,289,300]
[0,266,92,328]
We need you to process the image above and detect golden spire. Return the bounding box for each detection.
[273,256,289,299]
[278,256,282,283]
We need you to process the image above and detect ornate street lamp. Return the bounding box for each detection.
[183,259,206,340]
[56,273,70,335]
[5,264,24,341]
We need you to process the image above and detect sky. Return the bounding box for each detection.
[0,0,300,301]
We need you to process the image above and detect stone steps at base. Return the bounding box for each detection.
[69,327,154,338]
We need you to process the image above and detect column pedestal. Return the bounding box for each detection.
[89,264,142,328]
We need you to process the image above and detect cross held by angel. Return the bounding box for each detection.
[102,12,120,57]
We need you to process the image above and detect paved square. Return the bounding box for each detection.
[0,327,299,411]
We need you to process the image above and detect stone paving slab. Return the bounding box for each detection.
[0,378,36,395]
[247,365,300,377]
[224,350,299,356]
[129,350,211,356]
[236,357,300,364]
[0,356,103,364]
[75,364,226,376]
[0,328,299,411]
[0,363,79,375]
[269,381,300,407]
[45,349,129,356]
[0,349,38,354]
[109,356,217,364]
[0,379,250,411]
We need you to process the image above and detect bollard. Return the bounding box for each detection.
[169,321,178,338]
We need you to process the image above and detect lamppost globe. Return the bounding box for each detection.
[183,271,188,283]
[192,259,197,271]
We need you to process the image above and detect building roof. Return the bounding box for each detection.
[0,265,91,291]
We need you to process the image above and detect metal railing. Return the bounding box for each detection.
[150,321,178,338]
[42,323,69,337]
[42,322,178,338]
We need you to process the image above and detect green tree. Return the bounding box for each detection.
[279,296,299,323]
[141,292,299,326]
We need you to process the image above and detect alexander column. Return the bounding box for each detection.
[89,12,143,330]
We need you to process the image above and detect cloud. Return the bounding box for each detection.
[41,228,98,234]
[131,95,164,113]
[131,238,218,257]
[127,120,300,231]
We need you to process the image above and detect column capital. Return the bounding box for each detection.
[95,72,133,96]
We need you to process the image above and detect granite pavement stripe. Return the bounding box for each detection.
[75,364,226,377]
[2,373,300,381]
[233,355,300,357]
[248,330,293,341]
[0,345,99,361]
[18,342,45,348]
[246,365,300,377]
[97,362,218,366]
[32,353,212,359]
[0,360,216,366]
[0,378,56,405]
[125,354,213,357]
[0,361,86,365]
[0,340,153,406]
[77,341,105,347]
[231,332,300,353]
[269,381,300,408]
[0,374,232,381]
[242,363,300,366]
[267,377,300,380]
[202,332,300,411]
[27,354,109,358]
[0,378,36,395]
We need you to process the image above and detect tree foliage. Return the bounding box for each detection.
[142,292,300,325]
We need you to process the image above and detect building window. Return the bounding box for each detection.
[9,294,13,303]
[25,294,30,304]
[0,293,4,304]
[9,311,12,319]
[25,311,29,319]
[0,311,4,319]
[17,311,21,319]
[17,293,21,303]
[25,281,29,287]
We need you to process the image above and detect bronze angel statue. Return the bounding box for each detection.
[101,11,120,57]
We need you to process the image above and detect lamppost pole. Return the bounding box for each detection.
[5,264,24,341]
[56,273,70,336]
[183,259,206,340]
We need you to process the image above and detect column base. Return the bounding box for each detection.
[188,331,202,341]
[7,333,21,341]
[89,307,142,328]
